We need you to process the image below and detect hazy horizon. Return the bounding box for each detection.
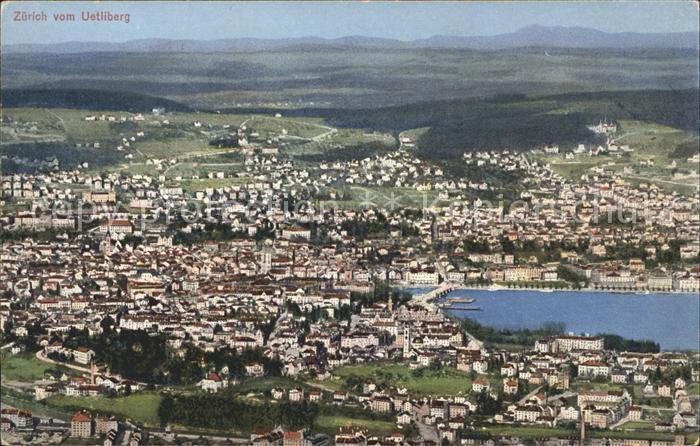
[2,1,699,46]
[3,24,700,48]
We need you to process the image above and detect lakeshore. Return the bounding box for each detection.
[407,287,700,351]
[402,282,698,295]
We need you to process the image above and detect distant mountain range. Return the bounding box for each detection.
[4,25,698,53]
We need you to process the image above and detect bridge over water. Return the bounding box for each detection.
[412,282,456,308]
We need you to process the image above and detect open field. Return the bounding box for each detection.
[538,158,606,181]
[147,111,249,127]
[134,138,216,159]
[480,425,577,439]
[1,106,400,175]
[618,421,655,431]
[688,383,700,396]
[3,91,698,186]
[120,163,163,176]
[0,386,73,420]
[246,115,329,139]
[2,107,111,143]
[643,408,676,422]
[314,415,395,436]
[0,352,48,381]
[161,161,245,180]
[0,351,75,382]
[233,376,308,394]
[532,119,699,193]
[616,120,698,165]
[177,177,253,192]
[318,186,446,211]
[330,363,482,396]
[46,392,163,426]
[281,128,396,159]
[589,429,695,442]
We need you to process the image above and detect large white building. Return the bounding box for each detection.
[536,335,604,353]
[281,227,311,240]
[406,268,439,285]
[72,347,95,365]
[340,332,379,349]
[99,219,133,234]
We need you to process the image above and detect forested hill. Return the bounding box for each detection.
[3,45,697,109]
[315,89,700,158]
[1,89,192,112]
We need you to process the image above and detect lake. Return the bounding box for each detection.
[409,288,700,351]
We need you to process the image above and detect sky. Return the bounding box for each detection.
[1,1,699,45]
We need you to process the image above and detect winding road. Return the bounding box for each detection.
[35,349,91,373]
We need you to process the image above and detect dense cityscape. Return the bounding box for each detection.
[1,2,699,446]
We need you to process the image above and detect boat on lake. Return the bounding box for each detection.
[446,297,475,304]
[438,301,482,311]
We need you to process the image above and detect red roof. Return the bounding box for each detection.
[72,411,92,422]
[101,219,131,226]
[285,227,309,232]
[581,360,609,367]
[206,372,222,382]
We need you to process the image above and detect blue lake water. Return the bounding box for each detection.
[408,288,700,351]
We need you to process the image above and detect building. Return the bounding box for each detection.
[370,396,393,413]
[200,372,227,392]
[71,410,93,437]
[552,335,604,352]
[578,360,611,378]
[289,388,304,402]
[472,378,491,393]
[99,219,133,235]
[577,389,631,425]
[334,427,368,446]
[245,363,265,377]
[543,144,560,154]
[281,227,312,241]
[73,347,95,365]
[95,415,118,435]
[282,430,328,446]
[406,268,439,285]
[629,406,642,421]
[503,379,519,395]
[588,408,614,429]
[0,408,32,428]
[82,190,116,204]
[514,405,542,423]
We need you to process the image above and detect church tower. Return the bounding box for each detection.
[90,361,97,385]
[260,240,273,274]
[403,326,411,358]
[103,232,112,256]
